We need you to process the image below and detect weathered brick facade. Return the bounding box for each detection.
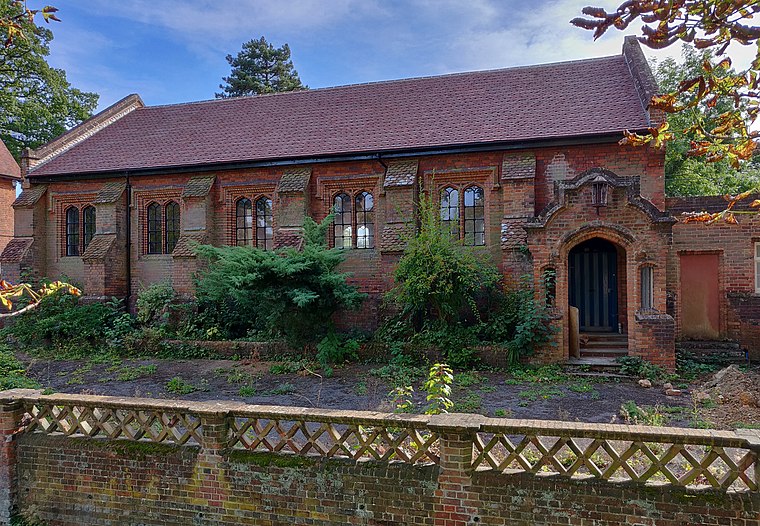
[4,38,760,367]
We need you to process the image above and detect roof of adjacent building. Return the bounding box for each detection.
[0,141,20,179]
[28,41,654,178]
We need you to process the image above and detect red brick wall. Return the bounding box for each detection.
[0,180,16,256]
[7,413,757,526]
[668,205,760,357]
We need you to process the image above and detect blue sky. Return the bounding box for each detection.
[45,0,757,111]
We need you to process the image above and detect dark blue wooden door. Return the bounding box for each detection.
[569,239,618,332]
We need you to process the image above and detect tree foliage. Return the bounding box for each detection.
[0,0,58,48]
[656,44,760,195]
[193,215,365,347]
[216,36,306,98]
[0,0,98,159]
[572,0,760,222]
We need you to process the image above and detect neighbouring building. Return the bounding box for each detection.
[0,141,20,258]
[3,37,758,368]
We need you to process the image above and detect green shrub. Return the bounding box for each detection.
[316,331,360,376]
[136,282,176,327]
[617,356,670,382]
[1,293,123,356]
[193,215,365,347]
[390,187,499,324]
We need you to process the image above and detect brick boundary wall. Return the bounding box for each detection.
[0,389,758,526]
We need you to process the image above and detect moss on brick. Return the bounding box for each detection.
[226,449,319,468]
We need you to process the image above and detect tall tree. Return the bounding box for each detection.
[216,36,306,98]
[0,0,98,159]
[656,44,760,196]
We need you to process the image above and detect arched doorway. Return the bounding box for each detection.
[568,238,621,333]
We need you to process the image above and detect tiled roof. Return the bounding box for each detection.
[81,234,116,261]
[0,141,19,179]
[278,168,311,193]
[384,160,418,187]
[171,232,206,257]
[0,238,33,263]
[12,185,47,208]
[93,182,127,204]
[182,175,216,198]
[502,153,536,180]
[28,53,651,178]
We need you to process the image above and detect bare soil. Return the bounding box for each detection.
[21,356,704,426]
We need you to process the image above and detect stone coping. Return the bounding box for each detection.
[2,389,758,449]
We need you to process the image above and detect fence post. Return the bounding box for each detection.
[429,413,482,526]
[0,390,34,526]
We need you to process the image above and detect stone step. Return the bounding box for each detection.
[580,348,628,358]
[582,340,629,349]
[565,356,623,372]
[581,333,628,342]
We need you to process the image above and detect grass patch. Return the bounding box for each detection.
[518,385,565,402]
[0,347,39,390]
[238,385,256,397]
[369,363,424,388]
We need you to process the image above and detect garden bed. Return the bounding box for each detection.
[17,354,717,427]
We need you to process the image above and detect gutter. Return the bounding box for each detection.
[25,132,639,183]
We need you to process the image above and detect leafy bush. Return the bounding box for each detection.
[617,356,669,382]
[1,293,123,356]
[193,215,365,347]
[316,331,360,376]
[135,281,176,327]
[390,188,498,324]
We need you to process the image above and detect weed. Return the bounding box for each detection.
[493,408,512,417]
[66,363,93,386]
[734,422,760,429]
[389,385,415,413]
[369,363,424,388]
[269,360,311,375]
[0,347,39,390]
[452,392,482,413]
[116,364,157,381]
[456,371,488,389]
[354,380,368,396]
[518,386,565,402]
[568,380,600,399]
[619,401,666,426]
[506,365,567,384]
[238,385,256,397]
[166,376,197,395]
[267,382,296,396]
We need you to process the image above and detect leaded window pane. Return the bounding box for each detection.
[463,186,485,246]
[256,197,273,251]
[440,187,459,238]
[165,201,180,254]
[65,207,79,256]
[82,206,96,252]
[147,203,162,254]
[236,198,253,246]
[356,191,374,249]
[333,193,352,249]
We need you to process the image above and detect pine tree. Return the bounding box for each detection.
[216,36,306,98]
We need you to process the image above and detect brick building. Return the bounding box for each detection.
[0,141,20,257]
[2,37,758,368]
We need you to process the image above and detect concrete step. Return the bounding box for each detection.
[581,333,628,342]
